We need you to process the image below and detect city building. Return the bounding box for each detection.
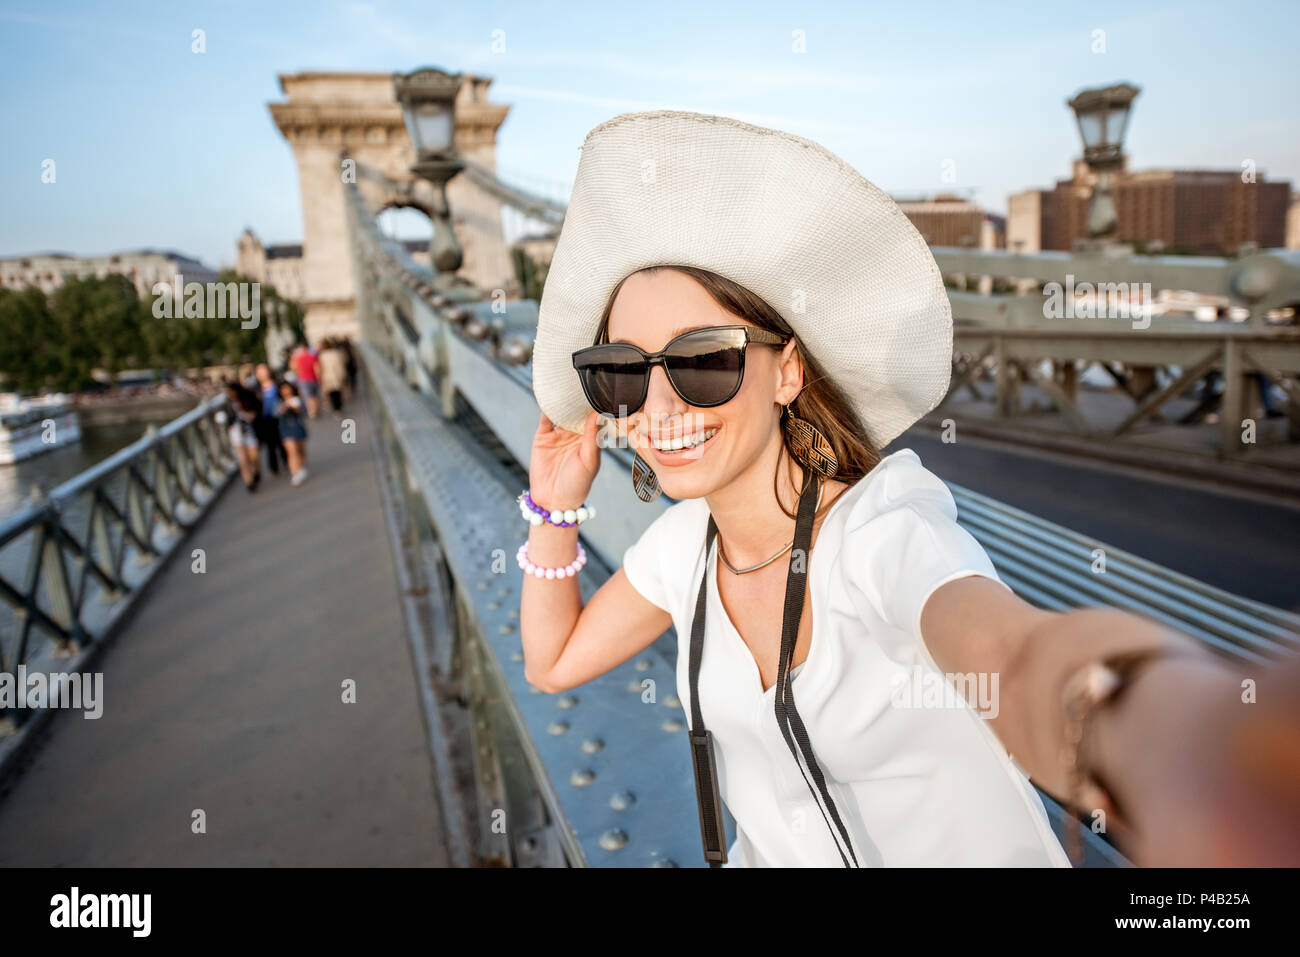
[236,228,432,301]
[0,249,217,297]
[235,229,305,299]
[893,194,1005,249]
[1008,159,1292,254]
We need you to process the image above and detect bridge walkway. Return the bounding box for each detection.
[0,392,450,865]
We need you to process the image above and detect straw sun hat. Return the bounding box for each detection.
[531,110,953,449]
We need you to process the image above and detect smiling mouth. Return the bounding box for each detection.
[644,426,721,465]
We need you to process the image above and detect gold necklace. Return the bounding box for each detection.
[717,480,824,575]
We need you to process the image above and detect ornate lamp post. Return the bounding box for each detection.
[394,67,471,291]
[1067,82,1139,245]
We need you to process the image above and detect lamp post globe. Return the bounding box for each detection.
[1067,82,1140,241]
[394,67,466,277]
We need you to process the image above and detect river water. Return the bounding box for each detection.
[0,416,182,521]
[1,412,192,664]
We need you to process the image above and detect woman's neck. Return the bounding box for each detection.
[705,433,823,569]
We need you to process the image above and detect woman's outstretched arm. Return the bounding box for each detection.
[920,575,1300,865]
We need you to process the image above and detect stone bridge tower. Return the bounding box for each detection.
[269,71,512,342]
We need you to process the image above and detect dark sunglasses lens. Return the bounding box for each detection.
[576,346,646,416]
[666,331,745,406]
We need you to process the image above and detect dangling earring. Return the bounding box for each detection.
[632,450,662,502]
[783,397,839,478]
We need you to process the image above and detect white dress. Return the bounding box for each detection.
[621,448,1072,867]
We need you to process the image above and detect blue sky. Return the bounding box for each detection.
[2,0,1296,270]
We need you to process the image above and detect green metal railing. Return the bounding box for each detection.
[0,395,236,736]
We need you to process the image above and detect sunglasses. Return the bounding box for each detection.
[571,324,789,418]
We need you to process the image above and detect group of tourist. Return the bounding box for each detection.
[287,338,355,419]
[221,338,357,493]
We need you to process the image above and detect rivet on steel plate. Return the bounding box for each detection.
[599,829,628,851]
[661,718,685,733]
[580,738,604,754]
[499,623,515,634]
[570,768,595,787]
[547,721,570,735]
[634,659,652,672]
[664,694,681,708]
[609,791,635,811]
[556,695,578,710]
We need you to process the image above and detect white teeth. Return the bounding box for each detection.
[652,428,718,452]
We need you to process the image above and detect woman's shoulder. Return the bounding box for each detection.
[621,495,711,614]
[835,448,959,531]
[832,448,1002,637]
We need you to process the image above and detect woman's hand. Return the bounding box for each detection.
[1091,652,1300,866]
[529,409,602,511]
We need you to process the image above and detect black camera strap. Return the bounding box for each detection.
[687,462,861,867]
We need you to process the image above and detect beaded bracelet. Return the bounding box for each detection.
[518,490,595,528]
[517,541,587,579]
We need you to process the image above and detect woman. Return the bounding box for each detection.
[276,380,309,486]
[254,362,287,477]
[520,112,1300,868]
[318,337,348,415]
[223,380,262,492]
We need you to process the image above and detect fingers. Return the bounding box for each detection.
[585,411,605,471]
[538,408,600,440]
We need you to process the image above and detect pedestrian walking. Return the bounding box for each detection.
[291,343,322,419]
[319,338,348,415]
[276,380,310,486]
[341,338,358,399]
[222,380,263,492]
[254,362,287,476]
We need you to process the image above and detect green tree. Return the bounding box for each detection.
[0,272,305,393]
[512,246,550,302]
[141,270,301,368]
[48,274,144,388]
[0,286,60,392]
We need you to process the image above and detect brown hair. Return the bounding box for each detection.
[593,264,880,520]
